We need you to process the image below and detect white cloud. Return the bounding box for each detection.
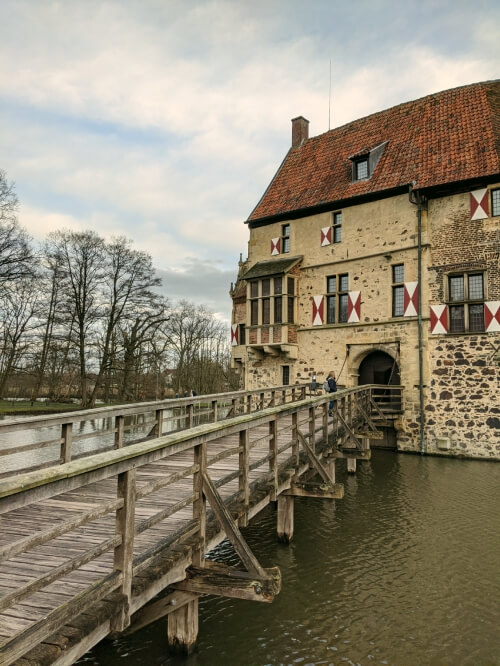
[1,0,499,319]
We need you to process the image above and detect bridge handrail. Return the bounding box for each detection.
[0,383,312,476]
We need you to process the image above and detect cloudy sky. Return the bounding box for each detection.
[1,1,498,322]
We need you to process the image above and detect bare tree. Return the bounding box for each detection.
[88,236,162,406]
[0,276,40,397]
[47,230,105,405]
[0,171,36,289]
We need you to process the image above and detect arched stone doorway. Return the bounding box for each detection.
[358,350,400,449]
[358,350,400,386]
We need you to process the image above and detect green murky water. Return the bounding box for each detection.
[80,451,500,666]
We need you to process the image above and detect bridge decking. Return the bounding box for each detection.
[0,385,402,665]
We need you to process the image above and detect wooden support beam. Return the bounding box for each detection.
[168,598,199,655]
[277,494,294,544]
[336,412,363,450]
[297,431,333,484]
[111,469,136,632]
[283,481,344,500]
[202,472,266,578]
[347,458,357,473]
[330,449,371,460]
[174,562,281,603]
[355,430,383,439]
[124,591,199,636]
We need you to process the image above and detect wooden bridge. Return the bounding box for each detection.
[0,384,402,665]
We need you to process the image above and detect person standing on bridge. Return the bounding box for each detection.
[326,371,337,414]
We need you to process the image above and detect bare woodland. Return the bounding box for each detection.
[0,171,236,406]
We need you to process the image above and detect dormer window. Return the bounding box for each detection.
[349,140,388,183]
[355,159,369,180]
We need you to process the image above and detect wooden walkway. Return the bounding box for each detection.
[0,385,402,665]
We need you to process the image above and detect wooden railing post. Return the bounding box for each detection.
[322,402,329,443]
[292,411,299,474]
[269,416,278,501]
[61,423,72,463]
[270,390,276,407]
[231,397,238,417]
[187,403,194,429]
[193,442,207,567]
[309,406,316,454]
[239,428,249,526]
[260,392,265,410]
[155,409,164,438]
[111,468,136,632]
[114,415,124,448]
[212,400,218,423]
[247,394,252,414]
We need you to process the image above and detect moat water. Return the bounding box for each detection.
[77,450,499,666]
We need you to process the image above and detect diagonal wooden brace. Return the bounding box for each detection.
[355,402,381,437]
[296,431,334,484]
[174,561,281,603]
[202,472,266,578]
[336,412,363,449]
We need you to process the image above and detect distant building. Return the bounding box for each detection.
[230,80,500,459]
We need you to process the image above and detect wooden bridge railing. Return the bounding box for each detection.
[0,385,403,665]
[0,384,309,478]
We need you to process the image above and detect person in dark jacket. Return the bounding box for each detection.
[327,371,337,413]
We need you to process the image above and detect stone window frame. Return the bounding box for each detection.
[392,263,405,317]
[282,365,290,386]
[445,270,486,333]
[492,188,500,217]
[247,275,296,328]
[326,273,349,324]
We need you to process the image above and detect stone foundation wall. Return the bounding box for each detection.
[425,335,499,458]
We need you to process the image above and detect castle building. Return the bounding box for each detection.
[230,80,500,459]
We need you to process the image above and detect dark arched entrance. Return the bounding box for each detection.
[358,351,400,386]
[358,351,400,449]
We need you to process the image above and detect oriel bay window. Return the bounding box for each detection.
[326,274,349,324]
[448,272,485,333]
[248,274,296,326]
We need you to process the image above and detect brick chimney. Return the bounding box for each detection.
[291,116,309,148]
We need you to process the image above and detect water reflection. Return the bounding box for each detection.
[79,450,500,666]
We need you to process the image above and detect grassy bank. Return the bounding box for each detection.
[0,400,84,416]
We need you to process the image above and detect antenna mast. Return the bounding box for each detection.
[328,59,332,130]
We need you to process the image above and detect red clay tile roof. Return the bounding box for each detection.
[248,80,500,223]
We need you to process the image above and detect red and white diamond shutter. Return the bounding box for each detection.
[470,188,489,220]
[430,305,448,334]
[403,282,418,316]
[347,291,361,323]
[271,238,280,256]
[484,301,500,332]
[230,324,239,346]
[312,296,324,325]
[321,227,332,246]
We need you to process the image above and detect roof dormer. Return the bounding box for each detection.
[349,140,388,182]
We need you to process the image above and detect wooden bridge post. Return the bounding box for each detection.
[111,468,136,632]
[246,393,252,413]
[292,412,299,472]
[187,403,194,429]
[193,442,207,567]
[167,597,199,655]
[154,409,164,437]
[239,428,250,527]
[308,406,316,454]
[347,457,357,473]
[277,495,294,543]
[115,415,124,448]
[269,416,278,501]
[61,422,72,463]
[212,399,218,423]
[322,402,328,444]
